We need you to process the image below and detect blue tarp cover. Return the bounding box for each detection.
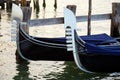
[81,33,117,45]
[82,34,120,56]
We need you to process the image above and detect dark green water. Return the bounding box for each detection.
[13,61,109,80]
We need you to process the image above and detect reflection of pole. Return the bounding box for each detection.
[42,8,46,18]
[33,0,36,9]
[53,10,57,18]
[33,0,40,14]
[87,0,92,35]
[0,10,1,19]
[13,61,32,80]
[43,0,46,8]
[36,0,40,12]
[54,0,57,10]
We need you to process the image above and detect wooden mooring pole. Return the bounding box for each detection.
[22,7,32,23]
[87,0,92,35]
[15,0,19,5]
[21,0,27,7]
[67,5,76,15]
[111,3,120,37]
[21,7,32,34]
[16,7,32,62]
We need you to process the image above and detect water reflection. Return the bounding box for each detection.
[54,0,57,10]
[13,61,32,80]
[34,8,57,18]
[43,0,46,8]
[54,9,57,18]
[33,0,40,15]
[42,8,46,18]
[44,61,109,80]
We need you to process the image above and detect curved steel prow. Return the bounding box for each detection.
[11,4,23,22]
[11,4,23,41]
[64,8,92,73]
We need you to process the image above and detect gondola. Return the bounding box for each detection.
[64,8,120,73]
[12,4,120,73]
[11,4,74,61]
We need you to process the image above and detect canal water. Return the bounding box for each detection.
[1,0,120,80]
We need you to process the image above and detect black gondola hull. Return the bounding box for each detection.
[79,54,120,72]
[18,28,74,61]
[19,40,74,61]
